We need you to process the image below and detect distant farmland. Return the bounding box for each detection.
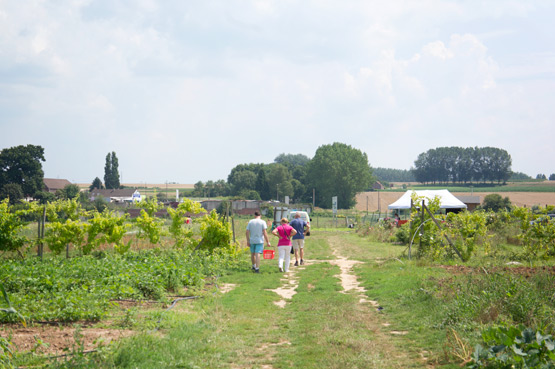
[356,184,555,213]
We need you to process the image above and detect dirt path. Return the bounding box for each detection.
[262,235,418,368]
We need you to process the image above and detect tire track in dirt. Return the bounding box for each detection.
[262,235,419,367]
[326,235,416,366]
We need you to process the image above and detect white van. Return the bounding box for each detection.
[288,210,311,235]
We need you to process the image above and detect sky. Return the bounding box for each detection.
[1,1,554,184]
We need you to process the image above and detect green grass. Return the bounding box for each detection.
[8,229,555,368]
[98,244,419,368]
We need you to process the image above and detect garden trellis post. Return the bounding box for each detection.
[408,198,413,259]
[419,200,424,255]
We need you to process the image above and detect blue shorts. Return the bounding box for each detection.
[250,243,264,254]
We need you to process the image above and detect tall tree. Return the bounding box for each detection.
[205,180,215,197]
[306,142,373,209]
[274,153,310,168]
[231,171,257,195]
[0,144,45,197]
[267,163,293,200]
[192,181,205,197]
[213,179,229,197]
[90,177,104,191]
[255,169,271,200]
[103,152,121,189]
[227,163,263,195]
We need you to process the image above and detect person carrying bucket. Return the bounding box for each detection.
[272,218,297,273]
[246,211,271,273]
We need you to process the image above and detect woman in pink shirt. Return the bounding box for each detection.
[272,218,297,272]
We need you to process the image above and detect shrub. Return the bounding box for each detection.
[395,223,411,244]
[481,194,512,212]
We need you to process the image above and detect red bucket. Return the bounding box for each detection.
[263,249,275,259]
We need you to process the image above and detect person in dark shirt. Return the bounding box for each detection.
[290,212,310,266]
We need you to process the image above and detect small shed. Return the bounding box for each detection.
[455,196,481,212]
[372,181,385,190]
[201,200,223,211]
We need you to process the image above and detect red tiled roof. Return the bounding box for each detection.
[43,178,72,191]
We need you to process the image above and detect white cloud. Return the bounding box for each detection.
[1,1,554,181]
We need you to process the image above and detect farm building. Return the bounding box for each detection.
[232,200,263,211]
[90,188,141,203]
[43,178,72,193]
[200,199,265,214]
[372,181,385,190]
[201,200,223,211]
[454,196,481,211]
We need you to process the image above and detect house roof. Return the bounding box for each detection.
[455,196,481,205]
[43,178,72,190]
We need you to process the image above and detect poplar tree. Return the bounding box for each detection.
[103,152,120,189]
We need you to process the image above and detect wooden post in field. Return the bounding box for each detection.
[37,205,46,259]
[366,196,368,216]
[37,214,41,257]
[231,216,236,243]
[231,201,236,243]
[419,200,424,254]
[408,199,413,259]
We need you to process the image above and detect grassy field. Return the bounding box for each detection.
[5,226,555,368]
[388,180,555,192]
[6,197,555,368]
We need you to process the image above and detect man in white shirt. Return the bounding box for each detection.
[246,211,271,273]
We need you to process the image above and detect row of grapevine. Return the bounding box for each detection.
[0,197,235,258]
[362,194,555,261]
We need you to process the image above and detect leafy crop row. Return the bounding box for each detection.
[0,248,244,323]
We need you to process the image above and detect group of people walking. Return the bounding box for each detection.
[245,211,310,273]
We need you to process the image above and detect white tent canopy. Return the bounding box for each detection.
[388,190,467,210]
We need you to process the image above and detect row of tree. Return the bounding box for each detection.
[537,173,555,180]
[373,167,415,182]
[371,168,539,184]
[0,145,122,205]
[412,146,512,184]
[193,143,374,209]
